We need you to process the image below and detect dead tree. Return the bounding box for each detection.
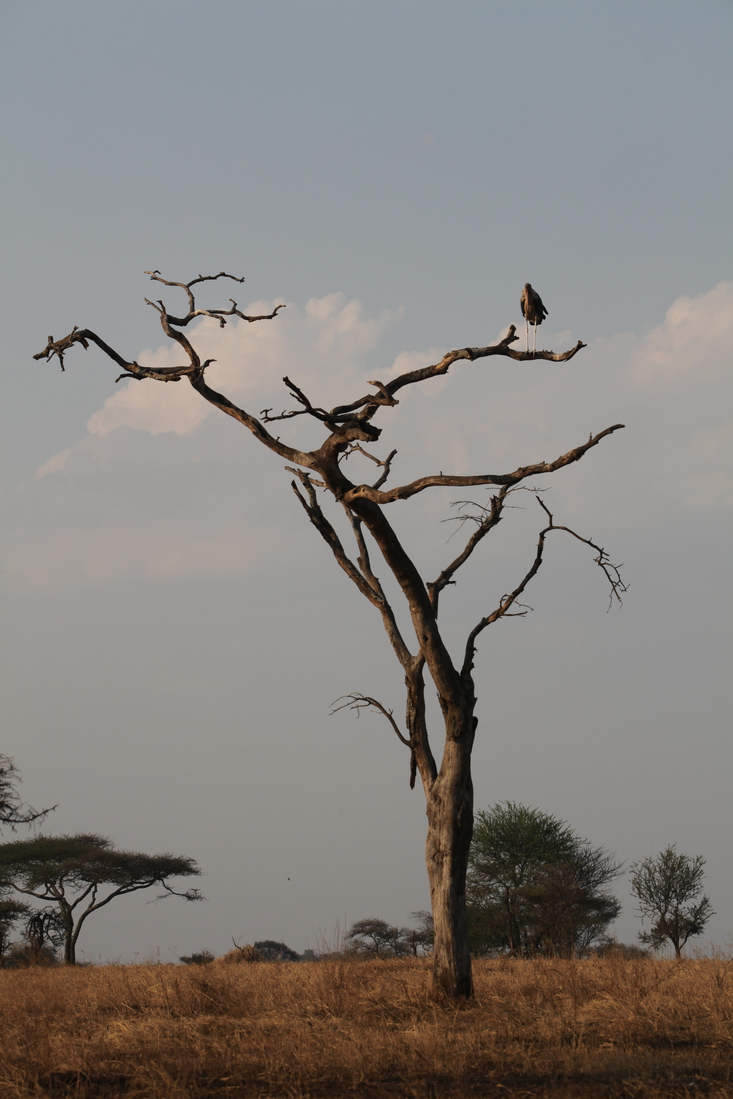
[34,271,625,997]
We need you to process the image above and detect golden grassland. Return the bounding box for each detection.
[1,955,731,1098]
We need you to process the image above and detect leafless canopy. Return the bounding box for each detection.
[0,756,54,832]
[34,271,625,998]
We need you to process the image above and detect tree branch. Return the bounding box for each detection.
[0,756,56,831]
[428,486,512,613]
[534,496,627,609]
[155,882,204,902]
[462,496,626,678]
[338,444,398,491]
[325,330,586,422]
[144,270,285,328]
[342,505,414,667]
[343,425,625,505]
[288,470,385,609]
[330,694,411,747]
[289,470,414,668]
[268,376,337,425]
[260,332,584,427]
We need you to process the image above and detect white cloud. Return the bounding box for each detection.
[80,294,403,442]
[87,344,208,437]
[3,518,288,591]
[623,281,733,509]
[631,280,733,383]
[36,446,74,479]
[410,283,733,513]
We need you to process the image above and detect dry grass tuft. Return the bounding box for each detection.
[1,956,731,1097]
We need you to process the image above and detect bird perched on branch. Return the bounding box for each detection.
[520,283,548,355]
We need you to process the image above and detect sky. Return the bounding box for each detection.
[1,0,731,962]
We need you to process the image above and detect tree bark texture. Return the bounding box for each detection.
[425,730,475,997]
[34,272,625,996]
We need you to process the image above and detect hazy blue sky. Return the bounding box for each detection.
[2,1,731,961]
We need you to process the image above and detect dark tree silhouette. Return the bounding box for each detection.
[467,803,621,957]
[0,833,202,964]
[347,917,403,956]
[346,915,433,957]
[253,940,301,961]
[17,906,66,966]
[0,896,31,964]
[0,756,56,966]
[34,271,625,996]
[0,756,54,832]
[630,846,714,958]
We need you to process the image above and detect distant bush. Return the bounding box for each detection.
[214,943,263,965]
[253,940,300,961]
[591,939,651,959]
[2,942,59,968]
[179,950,216,966]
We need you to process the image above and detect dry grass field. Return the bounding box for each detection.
[1,955,731,1098]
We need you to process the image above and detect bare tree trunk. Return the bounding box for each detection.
[60,903,76,965]
[425,730,475,997]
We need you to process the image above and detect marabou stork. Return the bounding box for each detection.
[520,283,548,355]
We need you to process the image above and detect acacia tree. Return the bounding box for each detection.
[467,803,621,958]
[34,271,625,996]
[347,917,404,956]
[346,915,433,957]
[525,847,621,958]
[630,846,714,958]
[0,833,202,964]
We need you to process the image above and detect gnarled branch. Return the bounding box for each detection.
[261,331,584,427]
[325,329,586,423]
[330,693,411,747]
[289,470,386,611]
[343,424,625,505]
[428,486,512,613]
[340,444,398,490]
[144,270,285,328]
[462,496,626,678]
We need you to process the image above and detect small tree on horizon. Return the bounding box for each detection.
[180,949,216,965]
[346,917,402,957]
[0,833,202,964]
[253,940,302,961]
[630,846,714,958]
[34,271,625,996]
[346,914,434,958]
